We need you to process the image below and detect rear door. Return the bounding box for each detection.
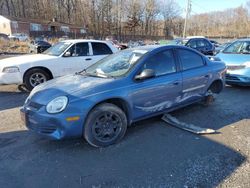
[176,48,211,102]
[129,49,182,120]
[90,42,113,63]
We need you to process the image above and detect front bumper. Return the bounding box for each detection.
[226,68,250,86]
[0,72,22,85]
[226,74,250,86]
[20,101,86,139]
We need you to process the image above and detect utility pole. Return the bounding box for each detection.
[183,0,191,38]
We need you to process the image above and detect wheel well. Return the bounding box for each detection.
[91,98,131,124]
[23,67,53,81]
[209,80,223,94]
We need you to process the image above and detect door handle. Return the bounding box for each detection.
[85,58,92,61]
[173,81,180,85]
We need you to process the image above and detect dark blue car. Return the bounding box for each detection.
[21,45,226,147]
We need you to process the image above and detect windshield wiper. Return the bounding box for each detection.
[75,69,87,75]
[76,69,114,78]
[75,70,103,78]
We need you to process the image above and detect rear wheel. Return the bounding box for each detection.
[84,103,127,147]
[24,69,50,91]
[203,81,223,106]
[37,47,41,53]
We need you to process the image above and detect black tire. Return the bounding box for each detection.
[24,68,50,91]
[37,47,41,53]
[84,103,127,147]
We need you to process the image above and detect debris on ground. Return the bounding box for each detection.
[162,113,216,134]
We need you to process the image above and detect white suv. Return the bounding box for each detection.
[0,39,118,90]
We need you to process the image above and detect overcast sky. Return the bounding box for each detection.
[178,0,248,15]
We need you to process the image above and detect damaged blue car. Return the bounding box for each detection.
[21,45,226,147]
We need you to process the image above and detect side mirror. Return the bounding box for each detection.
[63,51,71,57]
[135,69,155,80]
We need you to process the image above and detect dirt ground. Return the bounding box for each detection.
[0,83,249,188]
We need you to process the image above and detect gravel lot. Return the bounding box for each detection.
[0,83,250,187]
[0,86,250,187]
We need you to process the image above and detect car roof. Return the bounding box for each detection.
[62,39,111,43]
[129,44,190,52]
[236,38,250,42]
[186,36,205,39]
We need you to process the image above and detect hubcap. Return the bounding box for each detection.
[92,112,122,143]
[29,73,47,87]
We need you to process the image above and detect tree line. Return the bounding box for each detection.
[0,0,250,40]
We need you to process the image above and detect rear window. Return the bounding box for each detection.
[92,42,113,55]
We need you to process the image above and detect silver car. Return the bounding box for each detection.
[216,39,250,86]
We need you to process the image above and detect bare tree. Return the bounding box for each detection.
[159,0,181,38]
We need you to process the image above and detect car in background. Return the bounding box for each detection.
[110,40,128,50]
[58,35,70,41]
[209,40,221,47]
[0,39,118,90]
[29,40,52,53]
[8,33,29,41]
[184,37,215,56]
[21,45,226,147]
[216,39,250,86]
[128,41,145,48]
[214,42,231,55]
[168,38,183,45]
[0,33,9,41]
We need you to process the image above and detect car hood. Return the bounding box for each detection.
[28,74,115,105]
[0,54,57,69]
[216,52,250,65]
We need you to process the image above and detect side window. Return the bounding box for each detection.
[142,50,176,76]
[197,40,206,47]
[203,39,211,47]
[187,40,197,48]
[92,42,113,55]
[67,42,89,56]
[240,41,250,53]
[223,41,243,53]
[178,49,204,70]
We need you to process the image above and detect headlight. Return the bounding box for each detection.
[2,66,20,73]
[46,96,68,114]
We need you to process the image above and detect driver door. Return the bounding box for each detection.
[129,49,182,120]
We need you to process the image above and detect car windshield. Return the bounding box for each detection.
[223,41,250,54]
[43,42,71,56]
[85,49,148,78]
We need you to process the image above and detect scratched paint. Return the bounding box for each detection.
[135,92,202,113]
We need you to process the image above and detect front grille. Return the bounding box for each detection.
[28,123,57,134]
[29,101,43,110]
[227,65,245,70]
[226,75,240,81]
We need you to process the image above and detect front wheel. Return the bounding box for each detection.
[84,103,127,147]
[24,69,50,91]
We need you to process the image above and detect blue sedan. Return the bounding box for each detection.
[21,45,226,147]
[216,39,250,86]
